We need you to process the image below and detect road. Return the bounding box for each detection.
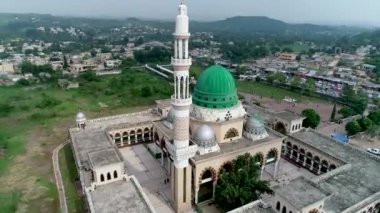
[52,140,70,213]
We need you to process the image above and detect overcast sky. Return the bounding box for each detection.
[1,0,380,26]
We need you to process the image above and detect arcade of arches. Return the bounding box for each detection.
[282,140,339,175]
[195,149,280,204]
[109,126,154,147]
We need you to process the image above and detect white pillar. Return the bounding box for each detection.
[185,40,189,58]
[161,150,164,166]
[174,40,178,58]
[178,39,183,59]
[212,181,217,200]
[195,188,199,204]
[274,160,279,178]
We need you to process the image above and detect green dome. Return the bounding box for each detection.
[193,65,238,109]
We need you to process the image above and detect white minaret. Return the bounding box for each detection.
[167,1,197,212]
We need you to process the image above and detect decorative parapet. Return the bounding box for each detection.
[311,163,352,183]
[87,110,153,124]
[166,141,197,168]
[171,95,192,106]
[171,58,192,66]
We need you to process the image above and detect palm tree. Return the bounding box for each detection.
[215,153,272,212]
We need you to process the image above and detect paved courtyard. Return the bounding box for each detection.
[119,144,174,213]
[262,158,316,186]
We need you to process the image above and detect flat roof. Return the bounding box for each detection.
[193,128,283,162]
[289,129,380,212]
[88,148,121,168]
[275,111,303,122]
[87,177,153,213]
[273,177,329,210]
[70,128,112,168]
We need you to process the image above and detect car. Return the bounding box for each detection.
[367,148,380,156]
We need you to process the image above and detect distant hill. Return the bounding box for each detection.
[191,16,366,36]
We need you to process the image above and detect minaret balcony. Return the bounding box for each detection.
[172,58,192,66]
[171,95,192,106]
[165,140,197,167]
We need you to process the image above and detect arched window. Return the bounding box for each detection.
[100,174,105,182]
[107,172,111,180]
[114,170,118,179]
[115,133,121,144]
[329,164,336,171]
[276,201,281,211]
[224,128,239,139]
[282,206,287,213]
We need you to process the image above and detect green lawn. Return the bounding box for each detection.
[237,81,326,103]
[59,144,84,212]
[0,70,172,212]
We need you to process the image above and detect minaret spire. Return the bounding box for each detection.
[166,1,197,212]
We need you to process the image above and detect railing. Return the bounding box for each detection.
[171,57,192,66]
[171,95,192,106]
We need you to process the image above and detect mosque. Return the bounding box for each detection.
[68,1,380,213]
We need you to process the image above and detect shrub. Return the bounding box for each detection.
[338,107,355,118]
[368,110,380,125]
[345,121,362,136]
[0,104,14,117]
[301,109,321,129]
[357,117,373,131]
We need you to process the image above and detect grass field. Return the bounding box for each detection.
[237,81,326,103]
[59,144,84,212]
[0,70,172,212]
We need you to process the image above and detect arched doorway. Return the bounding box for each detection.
[130,130,136,144]
[136,129,143,143]
[306,152,313,168]
[275,122,287,135]
[313,156,320,173]
[113,170,118,178]
[266,148,279,164]
[122,132,128,145]
[374,203,380,212]
[285,142,292,157]
[282,206,287,213]
[144,127,150,141]
[276,202,281,211]
[115,133,121,146]
[198,168,217,203]
[219,161,233,176]
[254,152,265,167]
[321,160,328,173]
[292,145,298,160]
[224,128,239,139]
[299,149,305,164]
[329,164,336,171]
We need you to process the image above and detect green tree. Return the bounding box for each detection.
[338,107,355,118]
[368,110,380,125]
[301,109,321,129]
[357,117,373,131]
[215,153,271,211]
[303,78,316,95]
[330,103,337,121]
[340,85,367,115]
[290,76,301,90]
[63,55,69,69]
[345,120,362,136]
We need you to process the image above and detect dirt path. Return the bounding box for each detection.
[52,140,69,213]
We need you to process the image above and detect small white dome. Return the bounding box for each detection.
[167,108,175,123]
[193,125,216,148]
[76,112,86,122]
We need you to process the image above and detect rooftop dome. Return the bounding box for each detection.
[166,108,175,123]
[192,65,238,109]
[76,112,86,122]
[245,117,267,136]
[193,125,217,148]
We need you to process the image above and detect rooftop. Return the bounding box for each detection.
[88,148,122,168]
[275,111,303,122]
[193,128,284,162]
[87,177,154,213]
[273,177,329,210]
[289,129,380,212]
